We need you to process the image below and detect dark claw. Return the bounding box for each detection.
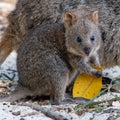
[94,71,102,78]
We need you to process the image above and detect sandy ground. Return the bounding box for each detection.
[0,102,53,120]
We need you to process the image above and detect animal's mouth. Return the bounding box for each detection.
[84,51,90,56]
[84,47,91,56]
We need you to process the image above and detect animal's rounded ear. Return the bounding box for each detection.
[64,12,77,28]
[89,11,99,24]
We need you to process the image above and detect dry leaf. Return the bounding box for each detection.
[73,66,103,99]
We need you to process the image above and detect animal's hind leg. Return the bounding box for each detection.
[50,74,68,105]
[46,55,69,105]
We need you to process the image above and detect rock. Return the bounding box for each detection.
[12,111,21,116]
[93,113,110,120]
[79,113,94,120]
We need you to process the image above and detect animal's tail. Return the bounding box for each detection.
[0,85,32,102]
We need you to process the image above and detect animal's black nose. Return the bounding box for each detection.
[84,47,91,55]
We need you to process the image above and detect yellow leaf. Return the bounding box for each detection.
[72,66,103,99]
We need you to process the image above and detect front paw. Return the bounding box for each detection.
[92,70,102,78]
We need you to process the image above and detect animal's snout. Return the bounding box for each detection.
[84,47,91,55]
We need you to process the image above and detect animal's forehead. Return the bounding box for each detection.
[74,20,92,35]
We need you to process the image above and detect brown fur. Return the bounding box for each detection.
[0,0,120,68]
[0,11,102,104]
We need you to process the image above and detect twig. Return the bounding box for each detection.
[86,96,120,106]
[2,73,15,81]
[6,69,17,72]
[0,85,6,88]
[1,73,14,81]
[19,103,69,120]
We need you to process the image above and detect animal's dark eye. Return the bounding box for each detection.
[90,35,95,41]
[76,36,81,43]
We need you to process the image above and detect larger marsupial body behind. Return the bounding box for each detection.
[0,0,120,68]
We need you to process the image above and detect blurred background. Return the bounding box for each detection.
[0,0,18,81]
[0,0,16,37]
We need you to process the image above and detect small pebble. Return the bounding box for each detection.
[12,111,21,116]
[3,102,7,105]
[20,118,25,120]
